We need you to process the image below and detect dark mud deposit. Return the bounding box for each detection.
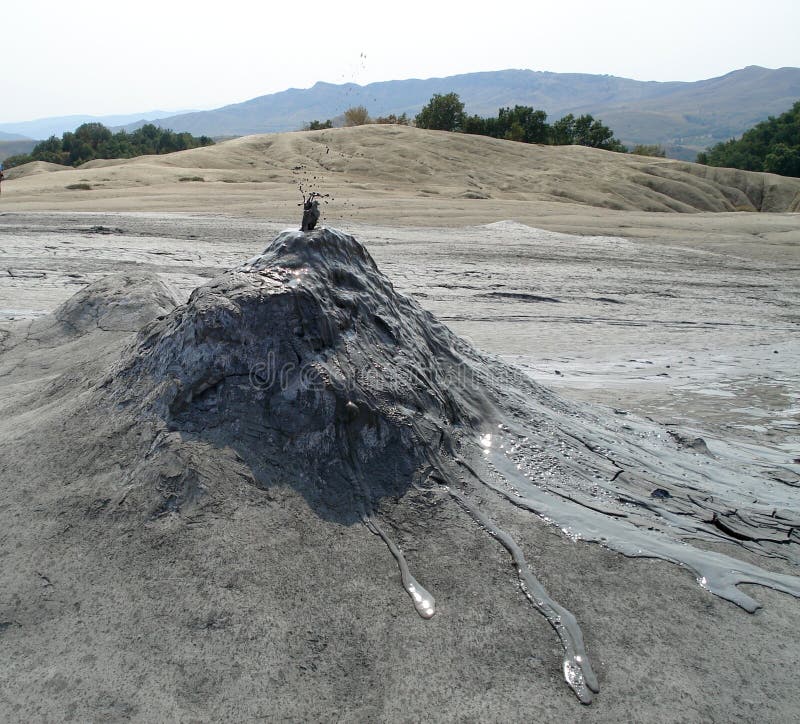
[2,226,798,714]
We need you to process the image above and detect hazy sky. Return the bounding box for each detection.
[2,0,799,123]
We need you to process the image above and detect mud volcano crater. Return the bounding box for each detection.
[8,227,798,708]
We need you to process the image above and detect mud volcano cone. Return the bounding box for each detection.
[79,227,800,705]
[110,227,493,518]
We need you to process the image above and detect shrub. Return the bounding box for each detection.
[631,144,666,157]
[373,113,410,125]
[305,120,333,130]
[344,106,370,127]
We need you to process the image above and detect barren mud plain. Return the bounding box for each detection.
[1,126,799,721]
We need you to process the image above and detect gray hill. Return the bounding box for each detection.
[5,124,800,215]
[118,66,800,159]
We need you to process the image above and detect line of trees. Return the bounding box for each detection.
[414,93,626,151]
[3,123,214,169]
[696,101,800,177]
[304,109,410,130]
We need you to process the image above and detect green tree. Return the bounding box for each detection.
[698,101,800,177]
[549,113,625,151]
[305,119,333,130]
[701,137,762,170]
[415,93,465,131]
[69,141,94,165]
[30,135,66,164]
[764,143,800,176]
[586,116,626,151]
[4,122,213,169]
[496,106,549,143]
[550,114,576,145]
[134,124,161,155]
[101,132,134,159]
[60,131,94,165]
[75,122,112,152]
[462,114,487,136]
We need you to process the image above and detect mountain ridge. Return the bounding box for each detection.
[0,110,197,142]
[115,66,800,159]
[3,67,799,160]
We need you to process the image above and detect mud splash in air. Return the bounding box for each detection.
[101,227,800,704]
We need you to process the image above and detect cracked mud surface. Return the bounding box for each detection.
[2,212,796,453]
[0,212,798,721]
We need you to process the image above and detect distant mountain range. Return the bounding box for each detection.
[0,140,37,163]
[3,67,799,160]
[0,110,194,142]
[112,66,800,160]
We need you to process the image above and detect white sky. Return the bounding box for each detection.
[2,0,799,123]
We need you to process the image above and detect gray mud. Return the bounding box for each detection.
[1,214,799,721]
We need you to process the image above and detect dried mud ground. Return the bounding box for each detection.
[1,210,799,722]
